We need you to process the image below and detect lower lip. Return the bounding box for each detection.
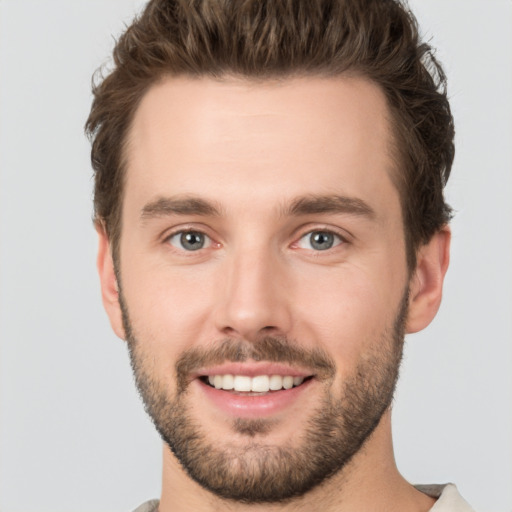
[196,378,313,418]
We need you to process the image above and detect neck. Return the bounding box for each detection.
[158,410,435,512]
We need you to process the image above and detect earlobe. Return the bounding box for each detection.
[406,226,451,334]
[96,223,126,340]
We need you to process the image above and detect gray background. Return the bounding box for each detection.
[0,1,511,511]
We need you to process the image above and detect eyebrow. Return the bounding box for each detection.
[140,193,375,222]
[286,194,376,219]
[140,196,222,221]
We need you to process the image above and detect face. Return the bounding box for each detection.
[108,76,414,502]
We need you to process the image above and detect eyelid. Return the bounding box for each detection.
[168,231,212,250]
[291,224,351,247]
[161,224,219,252]
[296,230,344,250]
[159,223,349,252]
[161,223,211,241]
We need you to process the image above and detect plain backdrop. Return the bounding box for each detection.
[0,1,511,511]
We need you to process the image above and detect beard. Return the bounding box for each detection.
[120,290,408,504]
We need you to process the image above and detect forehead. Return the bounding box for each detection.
[124,75,399,221]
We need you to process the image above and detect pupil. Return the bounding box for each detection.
[311,232,333,250]
[181,232,204,250]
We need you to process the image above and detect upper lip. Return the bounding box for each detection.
[191,362,314,379]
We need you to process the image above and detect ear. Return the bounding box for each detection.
[406,226,451,334]
[96,223,126,340]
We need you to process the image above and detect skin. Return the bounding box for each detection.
[97,75,450,512]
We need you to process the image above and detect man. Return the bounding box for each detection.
[86,0,474,510]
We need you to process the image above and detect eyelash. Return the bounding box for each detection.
[295,229,346,251]
[162,226,348,253]
[164,228,214,252]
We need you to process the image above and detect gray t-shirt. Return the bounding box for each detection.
[132,483,475,511]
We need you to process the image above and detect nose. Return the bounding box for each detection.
[213,246,292,341]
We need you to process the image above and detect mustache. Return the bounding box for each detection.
[175,336,336,392]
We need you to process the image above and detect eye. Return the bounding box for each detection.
[297,230,343,251]
[167,231,211,251]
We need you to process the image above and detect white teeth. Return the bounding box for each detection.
[251,375,270,392]
[213,375,223,389]
[233,375,252,392]
[269,375,283,390]
[293,376,303,386]
[283,376,294,389]
[221,374,234,390]
[205,374,306,392]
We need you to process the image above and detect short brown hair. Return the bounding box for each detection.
[86,0,454,269]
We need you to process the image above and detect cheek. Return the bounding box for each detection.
[120,255,219,363]
[289,264,403,369]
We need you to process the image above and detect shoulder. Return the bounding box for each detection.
[415,484,476,512]
[131,499,160,512]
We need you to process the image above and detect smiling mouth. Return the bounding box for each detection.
[200,374,312,393]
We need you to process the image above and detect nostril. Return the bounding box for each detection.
[219,324,281,339]
[221,326,238,336]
